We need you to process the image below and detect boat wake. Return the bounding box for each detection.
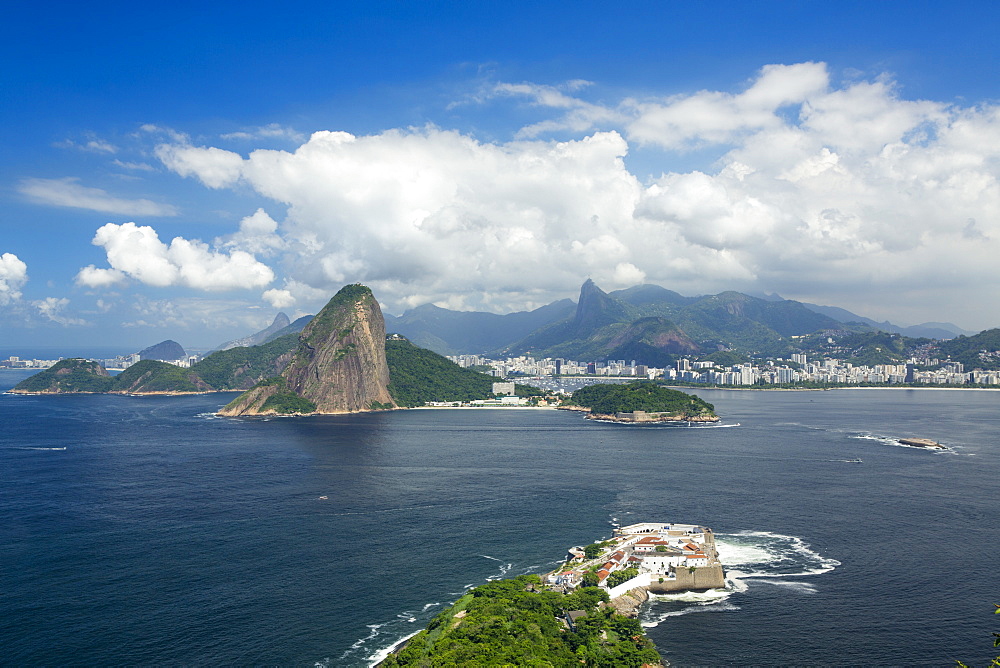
[10,446,67,451]
[640,530,838,629]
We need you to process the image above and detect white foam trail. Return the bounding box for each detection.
[480,554,502,561]
[761,580,818,594]
[716,531,840,579]
[716,540,777,567]
[366,630,420,666]
[641,602,740,627]
[421,602,441,612]
[643,530,837,627]
[649,588,732,604]
[16,446,67,451]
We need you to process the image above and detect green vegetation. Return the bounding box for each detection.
[569,381,716,418]
[113,360,204,392]
[385,338,540,407]
[190,333,299,390]
[333,343,356,361]
[300,283,371,346]
[251,377,316,414]
[700,350,749,366]
[583,541,614,559]
[382,574,661,667]
[606,568,639,588]
[259,391,316,414]
[12,359,113,393]
[798,330,919,366]
[939,329,1000,371]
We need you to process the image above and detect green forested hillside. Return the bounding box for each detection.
[12,359,114,393]
[381,575,662,667]
[385,338,539,406]
[191,333,299,389]
[112,360,207,392]
[936,328,1000,370]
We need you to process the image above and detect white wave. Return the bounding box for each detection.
[715,539,779,567]
[485,562,514,580]
[649,588,732,604]
[761,580,818,594]
[421,602,442,612]
[480,554,502,561]
[716,531,840,579]
[15,446,67,451]
[641,602,740,627]
[349,623,383,649]
[643,529,837,628]
[366,630,420,667]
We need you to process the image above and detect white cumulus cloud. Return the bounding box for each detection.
[34,297,88,326]
[79,222,275,291]
[0,253,28,305]
[152,63,1000,329]
[155,144,243,189]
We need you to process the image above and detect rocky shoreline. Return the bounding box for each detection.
[588,411,721,423]
[609,586,650,616]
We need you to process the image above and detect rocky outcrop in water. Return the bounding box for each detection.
[218,284,396,416]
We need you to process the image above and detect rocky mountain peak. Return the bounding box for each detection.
[218,284,396,416]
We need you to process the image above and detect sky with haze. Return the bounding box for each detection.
[2,1,999,350]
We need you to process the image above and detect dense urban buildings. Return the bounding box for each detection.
[448,354,1000,387]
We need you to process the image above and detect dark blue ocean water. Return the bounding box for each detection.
[2,369,997,666]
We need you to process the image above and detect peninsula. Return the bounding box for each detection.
[379,521,723,667]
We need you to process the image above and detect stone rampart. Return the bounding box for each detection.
[646,564,725,593]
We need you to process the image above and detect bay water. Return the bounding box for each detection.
[2,368,997,666]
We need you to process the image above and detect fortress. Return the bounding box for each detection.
[548,521,726,600]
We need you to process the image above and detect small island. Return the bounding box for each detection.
[897,437,946,449]
[563,381,719,423]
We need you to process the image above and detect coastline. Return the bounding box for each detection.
[663,384,1000,392]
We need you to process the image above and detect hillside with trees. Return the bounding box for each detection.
[385,337,539,407]
[11,359,114,393]
[568,381,716,418]
[381,575,662,667]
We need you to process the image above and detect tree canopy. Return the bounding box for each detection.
[382,574,661,667]
[569,381,716,417]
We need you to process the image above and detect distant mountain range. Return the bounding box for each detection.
[200,281,983,366]
[213,312,312,351]
[382,299,576,355]
[376,281,980,362]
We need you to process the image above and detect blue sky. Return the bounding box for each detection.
[2,1,999,351]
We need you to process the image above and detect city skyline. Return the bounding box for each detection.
[3,1,999,348]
